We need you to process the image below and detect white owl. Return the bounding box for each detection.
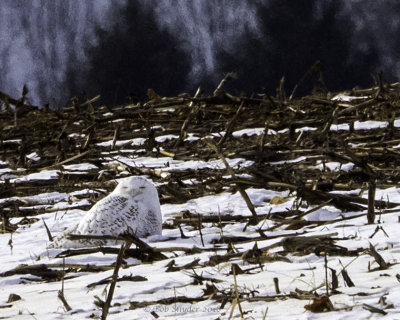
[52,176,162,248]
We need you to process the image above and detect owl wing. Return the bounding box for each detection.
[121,201,161,237]
[141,207,162,236]
[75,194,136,236]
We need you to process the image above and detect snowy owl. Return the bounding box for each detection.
[53,176,162,248]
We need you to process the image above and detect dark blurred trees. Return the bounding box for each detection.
[216,0,381,96]
[84,1,191,105]
[82,0,395,104]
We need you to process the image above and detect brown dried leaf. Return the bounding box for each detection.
[304,296,334,313]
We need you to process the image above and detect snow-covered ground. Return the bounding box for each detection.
[1,104,400,319]
[1,185,400,319]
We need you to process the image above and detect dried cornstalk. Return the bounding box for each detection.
[205,140,259,224]
[367,179,376,224]
[218,100,244,146]
[367,243,388,270]
[101,241,131,320]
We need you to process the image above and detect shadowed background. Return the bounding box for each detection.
[0,0,399,106]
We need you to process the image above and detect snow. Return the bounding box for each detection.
[184,133,200,142]
[270,156,308,165]
[3,139,21,145]
[105,155,254,172]
[330,120,389,131]
[314,161,355,172]
[295,126,317,133]
[354,120,388,130]
[331,94,369,101]
[2,118,400,320]
[274,120,397,133]
[26,152,41,162]
[330,123,350,131]
[97,138,146,147]
[2,182,400,319]
[10,170,60,183]
[62,163,99,171]
[0,168,12,175]
[162,188,291,219]
[112,118,126,123]
[232,127,276,137]
[0,191,69,206]
[155,134,179,142]
[68,133,85,138]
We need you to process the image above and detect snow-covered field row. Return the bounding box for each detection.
[2,92,400,319]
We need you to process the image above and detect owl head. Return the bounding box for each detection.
[114,176,158,199]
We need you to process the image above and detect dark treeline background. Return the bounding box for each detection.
[0,0,399,107]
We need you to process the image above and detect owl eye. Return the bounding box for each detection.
[139,186,146,189]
